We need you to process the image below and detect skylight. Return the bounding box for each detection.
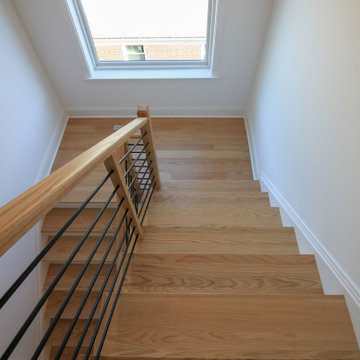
[77,0,214,65]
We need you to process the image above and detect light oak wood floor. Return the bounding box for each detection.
[42,117,359,359]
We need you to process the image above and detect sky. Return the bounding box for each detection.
[81,0,209,38]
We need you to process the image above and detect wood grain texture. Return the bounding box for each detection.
[123,254,323,295]
[159,180,260,192]
[44,264,115,291]
[157,150,251,159]
[42,208,116,234]
[136,226,299,254]
[150,192,270,208]
[43,236,115,264]
[146,207,282,227]
[0,117,147,256]
[101,294,360,359]
[59,184,262,205]
[50,118,259,206]
[45,290,102,320]
[94,354,360,360]
[40,117,359,358]
[49,346,89,359]
[48,318,97,347]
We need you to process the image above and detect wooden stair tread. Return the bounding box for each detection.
[49,346,89,359]
[42,117,359,358]
[61,187,117,204]
[155,142,250,151]
[93,352,360,360]
[136,226,298,254]
[44,264,116,291]
[94,355,360,360]
[158,162,253,181]
[42,208,116,234]
[160,169,253,181]
[160,180,260,192]
[100,294,359,359]
[150,192,270,207]
[123,254,322,295]
[60,189,266,205]
[91,351,360,360]
[45,290,102,320]
[157,149,251,160]
[44,236,116,263]
[55,168,117,204]
[61,185,116,205]
[145,207,282,227]
[49,318,96,347]
[42,206,282,234]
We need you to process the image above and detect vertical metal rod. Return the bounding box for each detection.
[94,233,139,359]
[138,176,155,217]
[54,208,130,360]
[0,171,113,310]
[131,168,153,201]
[31,195,123,360]
[141,182,156,225]
[135,172,154,213]
[84,227,137,359]
[127,156,150,192]
[119,133,146,164]
[70,217,132,360]
[1,185,118,360]
[123,143,149,178]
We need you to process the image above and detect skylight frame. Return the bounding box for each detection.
[72,0,217,71]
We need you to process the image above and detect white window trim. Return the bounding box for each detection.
[65,0,219,79]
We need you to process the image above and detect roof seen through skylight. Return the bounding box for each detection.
[80,0,210,62]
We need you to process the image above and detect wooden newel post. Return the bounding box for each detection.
[137,105,161,190]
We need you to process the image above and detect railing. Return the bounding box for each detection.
[0,106,160,359]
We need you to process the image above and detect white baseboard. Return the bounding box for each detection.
[243,114,259,180]
[260,172,360,345]
[66,106,246,118]
[245,112,360,345]
[35,113,68,182]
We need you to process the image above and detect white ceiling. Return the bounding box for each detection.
[12,0,273,116]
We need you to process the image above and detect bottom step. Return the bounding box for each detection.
[99,294,359,359]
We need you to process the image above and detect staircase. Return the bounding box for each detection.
[39,117,359,359]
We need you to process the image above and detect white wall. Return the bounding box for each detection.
[13,0,273,117]
[0,0,66,358]
[247,0,360,344]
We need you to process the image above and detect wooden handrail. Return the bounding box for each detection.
[0,117,148,256]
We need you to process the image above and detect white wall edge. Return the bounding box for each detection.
[260,172,360,309]
[246,113,360,344]
[66,107,246,118]
[35,113,68,182]
[243,114,259,180]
